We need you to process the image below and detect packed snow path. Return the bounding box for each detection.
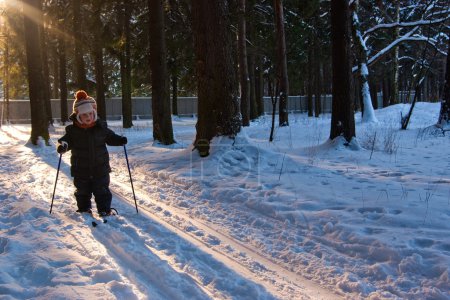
[0,125,338,299]
[1,104,449,300]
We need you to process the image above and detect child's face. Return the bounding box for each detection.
[79,111,95,125]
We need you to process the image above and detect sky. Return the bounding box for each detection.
[0,102,449,300]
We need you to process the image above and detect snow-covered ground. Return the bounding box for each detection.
[0,102,449,300]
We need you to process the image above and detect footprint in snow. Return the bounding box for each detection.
[358,207,386,214]
[0,237,8,254]
[363,227,386,235]
[412,238,434,248]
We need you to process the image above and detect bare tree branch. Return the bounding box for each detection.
[363,16,449,38]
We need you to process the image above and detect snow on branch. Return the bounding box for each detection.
[363,16,450,38]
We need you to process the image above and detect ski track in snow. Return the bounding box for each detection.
[1,104,449,300]
[0,125,336,300]
[108,183,337,300]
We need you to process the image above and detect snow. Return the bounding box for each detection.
[0,102,449,300]
[361,75,378,124]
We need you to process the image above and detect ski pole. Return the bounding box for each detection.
[124,145,138,213]
[50,153,62,214]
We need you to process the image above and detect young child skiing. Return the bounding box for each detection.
[56,90,127,216]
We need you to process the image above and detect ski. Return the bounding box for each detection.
[96,208,119,226]
[77,208,118,227]
[99,218,108,225]
[91,216,107,227]
[79,211,107,227]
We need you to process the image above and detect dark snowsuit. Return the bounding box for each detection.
[58,118,125,213]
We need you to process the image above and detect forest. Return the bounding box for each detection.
[1,2,449,298]
[0,0,449,154]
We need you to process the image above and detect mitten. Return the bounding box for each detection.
[57,141,68,154]
[121,136,128,145]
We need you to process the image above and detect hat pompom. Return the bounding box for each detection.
[75,90,88,100]
[73,90,97,119]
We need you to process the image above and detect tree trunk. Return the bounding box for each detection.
[330,0,355,142]
[52,46,59,99]
[423,76,429,102]
[268,79,277,142]
[248,51,258,120]
[149,0,175,145]
[238,0,250,126]
[171,73,178,116]
[58,36,68,123]
[255,55,264,117]
[370,79,378,109]
[93,47,106,120]
[120,0,133,128]
[72,0,87,90]
[437,38,450,128]
[40,16,53,125]
[2,31,10,124]
[324,59,332,94]
[57,4,68,124]
[92,0,106,120]
[390,0,400,105]
[382,74,390,108]
[246,2,257,120]
[313,16,321,117]
[23,0,49,145]
[192,1,241,157]
[350,3,377,122]
[307,41,313,117]
[248,0,264,118]
[273,0,289,126]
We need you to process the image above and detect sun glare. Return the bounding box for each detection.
[0,0,17,9]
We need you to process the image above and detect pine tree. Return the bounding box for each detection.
[149,0,175,145]
[192,1,241,157]
[274,0,289,126]
[437,38,450,129]
[23,0,50,145]
[330,0,355,142]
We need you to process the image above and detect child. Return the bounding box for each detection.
[56,90,127,216]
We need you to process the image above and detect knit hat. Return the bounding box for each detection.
[73,90,97,124]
